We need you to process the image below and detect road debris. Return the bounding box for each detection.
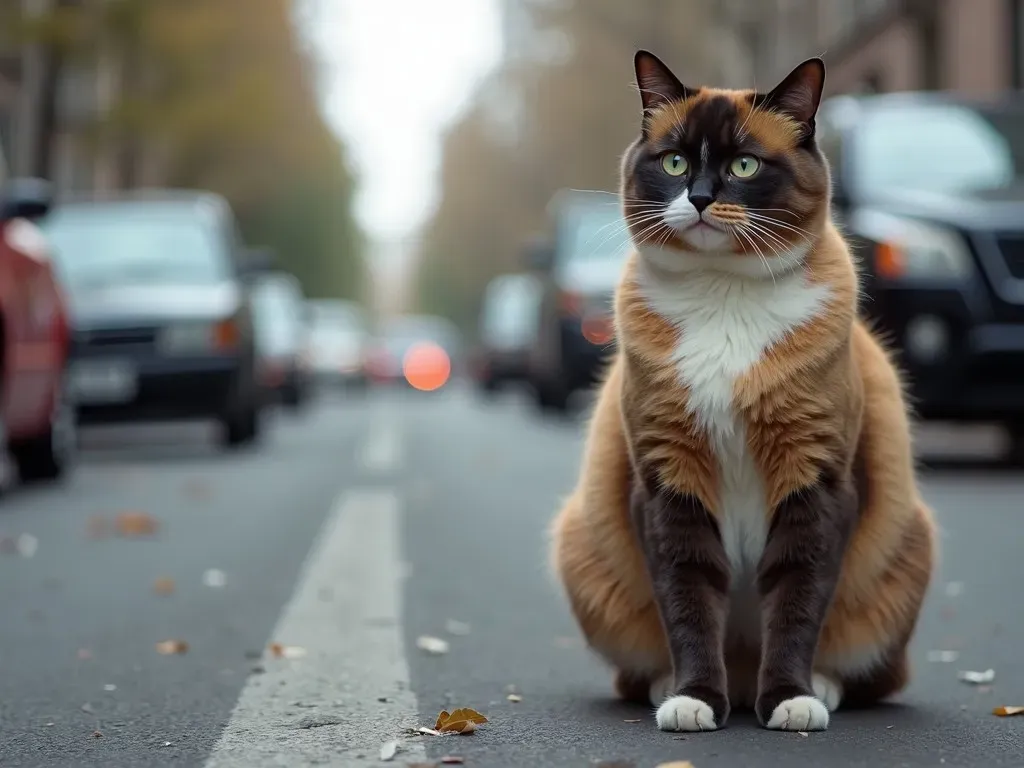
[153,577,176,596]
[92,730,103,738]
[507,693,522,703]
[435,708,488,734]
[155,639,189,655]
[268,643,307,659]
[115,511,160,537]
[927,650,959,663]
[993,706,1024,717]
[379,740,400,761]
[416,636,450,655]
[959,669,996,685]
[445,619,471,636]
[202,569,227,588]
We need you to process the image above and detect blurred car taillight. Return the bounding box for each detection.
[403,342,450,391]
[213,318,241,350]
[581,314,614,345]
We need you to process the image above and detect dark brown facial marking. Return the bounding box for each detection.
[754,469,859,726]
[630,482,731,727]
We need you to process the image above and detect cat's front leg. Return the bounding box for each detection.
[755,471,857,731]
[632,484,731,732]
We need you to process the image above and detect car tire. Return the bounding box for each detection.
[221,374,263,449]
[534,375,570,414]
[10,375,76,483]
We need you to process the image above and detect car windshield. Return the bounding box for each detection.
[42,209,230,290]
[854,102,1024,196]
[563,206,631,263]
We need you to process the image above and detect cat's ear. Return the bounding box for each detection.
[634,50,694,121]
[759,57,826,130]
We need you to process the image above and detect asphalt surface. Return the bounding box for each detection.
[0,385,1022,767]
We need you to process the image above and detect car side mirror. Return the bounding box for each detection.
[525,239,555,271]
[1,177,53,221]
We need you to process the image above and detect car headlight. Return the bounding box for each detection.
[160,319,240,354]
[851,210,973,279]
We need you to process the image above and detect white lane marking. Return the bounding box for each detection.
[204,489,423,767]
[360,408,401,473]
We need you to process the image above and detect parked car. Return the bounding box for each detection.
[472,273,541,395]
[526,190,628,413]
[817,92,1024,460]
[305,299,370,389]
[0,156,74,483]
[367,314,461,390]
[250,269,310,409]
[40,191,264,448]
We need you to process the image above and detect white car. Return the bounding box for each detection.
[304,299,369,389]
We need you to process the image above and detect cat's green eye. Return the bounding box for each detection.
[661,153,688,177]
[730,154,761,178]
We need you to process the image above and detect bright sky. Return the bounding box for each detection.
[309,0,503,243]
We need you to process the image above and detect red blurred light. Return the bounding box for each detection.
[402,342,451,391]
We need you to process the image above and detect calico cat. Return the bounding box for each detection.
[550,52,936,732]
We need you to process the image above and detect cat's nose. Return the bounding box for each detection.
[688,192,713,213]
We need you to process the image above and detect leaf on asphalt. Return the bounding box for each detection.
[153,577,176,596]
[445,619,471,636]
[416,636,450,655]
[993,706,1024,716]
[441,758,465,765]
[434,708,488,734]
[379,740,400,761]
[155,639,189,655]
[115,511,160,537]
[202,569,227,588]
[959,669,996,685]
[269,643,307,659]
[926,650,959,663]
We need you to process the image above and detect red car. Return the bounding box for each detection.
[0,163,74,484]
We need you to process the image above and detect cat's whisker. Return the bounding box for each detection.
[731,225,776,285]
[743,220,793,253]
[745,216,814,249]
[745,212,816,241]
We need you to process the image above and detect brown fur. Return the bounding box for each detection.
[550,54,936,719]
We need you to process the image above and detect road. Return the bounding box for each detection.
[0,385,1021,768]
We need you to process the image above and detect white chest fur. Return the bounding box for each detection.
[637,255,831,587]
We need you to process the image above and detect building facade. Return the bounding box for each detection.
[720,0,1023,97]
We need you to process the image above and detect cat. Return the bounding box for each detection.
[550,51,936,733]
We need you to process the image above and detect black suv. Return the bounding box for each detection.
[818,92,1024,459]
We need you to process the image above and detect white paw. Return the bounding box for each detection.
[765,695,829,731]
[655,695,719,732]
[649,673,674,705]
[812,672,843,713]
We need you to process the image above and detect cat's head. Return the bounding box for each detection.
[622,51,829,277]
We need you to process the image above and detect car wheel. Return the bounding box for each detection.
[10,375,76,483]
[221,375,263,449]
[534,375,570,414]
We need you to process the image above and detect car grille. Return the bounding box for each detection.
[995,235,1024,279]
[75,327,159,351]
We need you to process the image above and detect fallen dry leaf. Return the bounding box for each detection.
[417,636,450,655]
[153,577,176,596]
[379,740,399,761]
[441,758,464,765]
[115,512,160,537]
[269,643,307,659]
[445,619,471,636]
[435,708,488,734]
[155,639,189,655]
[959,669,996,685]
[993,706,1024,717]
[507,694,522,703]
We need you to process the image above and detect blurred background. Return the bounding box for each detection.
[2,2,1024,764]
